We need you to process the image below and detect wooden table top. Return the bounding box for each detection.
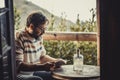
[52,65,100,80]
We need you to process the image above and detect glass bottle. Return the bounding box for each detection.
[73,48,84,73]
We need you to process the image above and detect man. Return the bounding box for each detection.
[15,12,66,80]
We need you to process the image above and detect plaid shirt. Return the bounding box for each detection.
[15,30,46,68]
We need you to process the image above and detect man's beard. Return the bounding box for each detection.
[33,34,39,39]
[32,30,45,39]
[27,29,45,39]
[28,31,40,39]
[32,31,40,39]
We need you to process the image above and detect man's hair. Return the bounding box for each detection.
[26,12,48,27]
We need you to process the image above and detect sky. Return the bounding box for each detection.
[0,0,5,8]
[28,0,96,23]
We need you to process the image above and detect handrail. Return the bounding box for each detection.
[43,31,97,41]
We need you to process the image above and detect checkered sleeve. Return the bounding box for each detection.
[15,32,24,72]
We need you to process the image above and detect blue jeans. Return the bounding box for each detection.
[17,74,43,80]
[33,71,54,80]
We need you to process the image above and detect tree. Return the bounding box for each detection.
[14,7,21,30]
[48,14,55,31]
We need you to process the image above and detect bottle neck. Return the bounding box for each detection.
[77,49,80,57]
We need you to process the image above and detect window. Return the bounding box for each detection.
[0,0,16,80]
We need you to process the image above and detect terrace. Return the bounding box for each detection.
[1,0,119,80]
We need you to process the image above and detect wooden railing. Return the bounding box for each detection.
[43,31,100,65]
[43,31,97,41]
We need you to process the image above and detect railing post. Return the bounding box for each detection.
[97,0,100,66]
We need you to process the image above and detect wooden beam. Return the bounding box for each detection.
[97,0,100,66]
[43,31,97,41]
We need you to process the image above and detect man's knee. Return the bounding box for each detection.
[17,75,43,80]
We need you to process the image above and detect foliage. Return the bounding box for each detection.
[44,40,76,64]
[48,14,55,31]
[70,8,97,32]
[14,7,21,30]
[44,41,97,65]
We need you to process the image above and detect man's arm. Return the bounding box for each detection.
[40,55,67,68]
[40,55,57,64]
[17,61,54,73]
[19,62,44,71]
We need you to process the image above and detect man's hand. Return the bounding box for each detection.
[41,59,67,71]
[43,62,55,71]
[54,59,67,68]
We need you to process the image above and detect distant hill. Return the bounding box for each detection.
[13,0,75,30]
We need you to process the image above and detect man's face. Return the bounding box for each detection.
[31,23,47,39]
[36,24,47,36]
